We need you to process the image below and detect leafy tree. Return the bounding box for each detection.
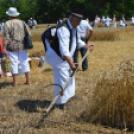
[0,0,134,23]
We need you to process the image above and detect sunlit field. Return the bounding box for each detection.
[0,21,134,133]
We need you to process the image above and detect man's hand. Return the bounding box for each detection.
[83,44,94,51]
[64,56,79,72]
[70,63,76,72]
[70,63,79,72]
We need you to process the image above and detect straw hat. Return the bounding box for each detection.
[6,7,20,17]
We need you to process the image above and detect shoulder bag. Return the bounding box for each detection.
[22,21,33,49]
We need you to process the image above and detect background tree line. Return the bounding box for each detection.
[0,0,134,23]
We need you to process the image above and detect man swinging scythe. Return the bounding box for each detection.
[43,9,94,109]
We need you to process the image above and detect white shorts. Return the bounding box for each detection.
[7,50,30,74]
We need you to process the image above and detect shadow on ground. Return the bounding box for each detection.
[43,68,53,72]
[16,100,52,113]
[0,82,12,89]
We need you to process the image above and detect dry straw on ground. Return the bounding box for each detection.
[29,57,40,70]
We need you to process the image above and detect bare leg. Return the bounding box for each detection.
[12,74,18,87]
[25,72,31,85]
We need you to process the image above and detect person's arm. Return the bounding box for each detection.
[2,39,8,52]
[86,23,93,43]
[57,26,80,71]
[87,29,93,43]
[2,23,9,52]
[57,26,70,58]
[77,32,94,51]
[63,56,77,71]
[82,44,94,51]
[57,26,77,71]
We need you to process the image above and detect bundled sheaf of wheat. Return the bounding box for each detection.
[81,58,134,129]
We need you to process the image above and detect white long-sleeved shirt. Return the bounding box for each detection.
[131,17,134,23]
[57,19,85,58]
[104,18,112,26]
[113,17,116,23]
[120,20,125,25]
[77,20,92,37]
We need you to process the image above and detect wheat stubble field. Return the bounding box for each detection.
[0,22,134,134]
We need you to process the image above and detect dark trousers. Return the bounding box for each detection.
[29,25,33,29]
[0,53,3,58]
[73,38,88,70]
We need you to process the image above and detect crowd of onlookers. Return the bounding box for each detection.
[91,14,133,27]
[54,14,134,29]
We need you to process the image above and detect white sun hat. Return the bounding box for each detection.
[6,7,20,17]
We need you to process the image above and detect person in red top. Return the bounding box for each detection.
[113,14,117,27]
[0,33,3,58]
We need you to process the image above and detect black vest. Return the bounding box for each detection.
[50,20,78,60]
[42,26,57,51]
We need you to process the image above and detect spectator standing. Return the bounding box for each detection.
[104,15,112,27]
[102,15,105,26]
[3,7,31,86]
[120,14,127,27]
[28,18,34,29]
[121,14,125,21]
[113,14,117,27]
[74,19,93,71]
[131,15,134,26]
[95,15,101,26]
[57,18,62,25]
[92,15,101,27]
[86,17,89,23]
[1,19,6,32]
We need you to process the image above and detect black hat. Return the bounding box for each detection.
[71,9,83,19]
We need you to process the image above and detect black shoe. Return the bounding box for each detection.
[68,95,78,102]
[72,95,78,100]
[55,103,73,109]
[54,104,65,110]
[83,68,88,71]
